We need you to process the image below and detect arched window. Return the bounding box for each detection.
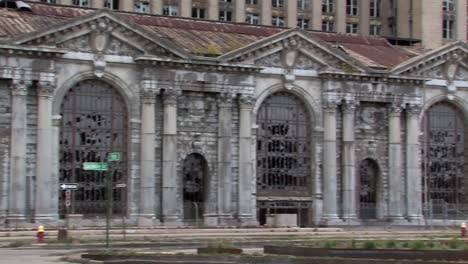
[422,102,466,218]
[358,159,379,219]
[59,80,128,218]
[256,92,312,226]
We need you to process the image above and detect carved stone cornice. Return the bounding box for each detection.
[10,80,29,96]
[37,81,55,98]
[162,89,180,105]
[217,92,233,108]
[322,101,338,113]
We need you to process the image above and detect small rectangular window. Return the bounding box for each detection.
[219,10,232,21]
[443,0,455,11]
[163,5,179,16]
[370,0,381,17]
[134,1,150,13]
[272,16,285,27]
[41,0,57,4]
[322,20,335,32]
[297,18,310,29]
[246,0,258,5]
[346,0,359,16]
[272,0,285,8]
[104,0,119,9]
[297,0,310,10]
[369,25,381,35]
[73,0,89,7]
[346,23,358,34]
[192,8,206,19]
[442,18,454,39]
[246,13,259,24]
[322,0,334,13]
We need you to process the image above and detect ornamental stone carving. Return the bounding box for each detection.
[239,94,255,108]
[141,89,158,104]
[10,80,28,96]
[163,89,180,105]
[217,92,233,108]
[406,104,422,117]
[342,101,358,114]
[38,81,55,98]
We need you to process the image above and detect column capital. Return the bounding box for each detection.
[406,104,422,117]
[322,101,338,113]
[141,89,159,104]
[389,103,403,116]
[10,80,29,96]
[217,92,234,108]
[162,89,180,105]
[238,94,255,109]
[52,115,62,127]
[342,101,358,114]
[38,81,55,98]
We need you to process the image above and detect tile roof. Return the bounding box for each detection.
[0,2,419,69]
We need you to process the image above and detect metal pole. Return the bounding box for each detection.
[106,167,110,250]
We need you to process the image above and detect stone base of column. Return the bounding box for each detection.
[34,214,58,223]
[5,214,28,227]
[217,214,235,226]
[161,215,182,226]
[341,215,360,225]
[137,214,159,227]
[320,215,342,226]
[311,199,323,226]
[203,214,219,227]
[237,214,258,227]
[407,215,424,224]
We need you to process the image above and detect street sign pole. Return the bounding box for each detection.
[106,165,110,250]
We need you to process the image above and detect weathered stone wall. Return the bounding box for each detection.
[0,80,11,220]
[26,85,38,220]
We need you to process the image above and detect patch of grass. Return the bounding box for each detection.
[322,240,338,248]
[385,240,397,248]
[410,240,426,250]
[206,241,235,249]
[349,240,357,249]
[448,238,464,249]
[363,241,376,249]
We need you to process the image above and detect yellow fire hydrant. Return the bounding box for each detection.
[37,225,45,243]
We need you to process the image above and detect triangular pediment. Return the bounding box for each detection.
[219,29,366,73]
[11,9,191,59]
[392,41,468,81]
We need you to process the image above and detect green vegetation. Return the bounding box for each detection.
[291,239,468,250]
[206,240,235,249]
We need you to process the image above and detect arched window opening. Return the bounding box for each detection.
[182,153,208,223]
[358,158,379,220]
[256,91,312,226]
[422,102,467,219]
[59,80,128,218]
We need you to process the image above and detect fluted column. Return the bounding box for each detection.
[342,101,357,220]
[237,95,255,225]
[234,0,246,23]
[8,81,28,222]
[217,93,233,224]
[322,102,339,221]
[161,89,180,224]
[388,104,404,220]
[35,82,56,221]
[406,104,423,221]
[139,89,158,226]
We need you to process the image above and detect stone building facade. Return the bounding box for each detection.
[0,3,467,227]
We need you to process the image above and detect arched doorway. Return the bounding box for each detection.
[59,80,128,218]
[182,153,208,224]
[256,91,312,227]
[422,101,467,219]
[358,159,379,220]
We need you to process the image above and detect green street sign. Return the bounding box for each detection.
[108,152,121,161]
[83,162,109,171]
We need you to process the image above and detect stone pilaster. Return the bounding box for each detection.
[180,0,192,17]
[91,0,104,8]
[151,0,163,15]
[342,101,357,221]
[208,0,219,20]
[7,80,29,223]
[260,0,272,25]
[322,101,339,222]
[139,88,158,226]
[237,95,256,226]
[311,0,322,30]
[234,0,246,23]
[119,0,133,12]
[161,89,180,225]
[406,104,423,222]
[35,82,57,222]
[217,93,233,225]
[388,104,404,220]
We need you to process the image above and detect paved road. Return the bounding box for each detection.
[0,249,74,264]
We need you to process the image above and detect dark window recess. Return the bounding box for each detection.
[59,80,128,218]
[359,159,379,219]
[183,153,208,221]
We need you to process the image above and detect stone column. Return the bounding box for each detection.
[311,0,322,30]
[217,93,233,225]
[335,0,347,33]
[119,0,134,12]
[322,102,339,221]
[139,89,158,226]
[342,101,357,221]
[180,0,192,18]
[60,0,72,5]
[234,0,246,23]
[237,95,256,226]
[456,0,467,42]
[286,0,298,28]
[91,0,104,8]
[161,89,180,224]
[35,82,56,221]
[260,0,272,25]
[208,0,219,20]
[359,0,370,35]
[388,104,404,220]
[8,81,28,222]
[50,115,62,223]
[151,0,163,15]
[406,104,423,221]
